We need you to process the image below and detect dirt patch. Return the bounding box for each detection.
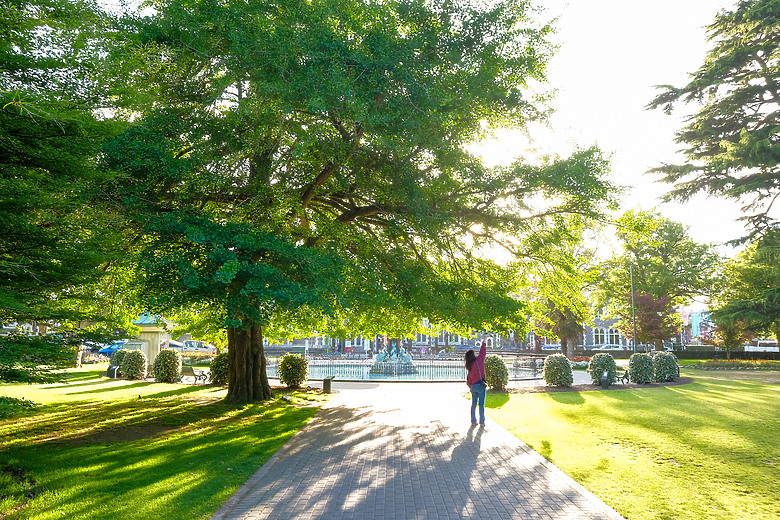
[503,377,695,394]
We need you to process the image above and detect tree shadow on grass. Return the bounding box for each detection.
[485,392,509,408]
[67,381,156,395]
[547,391,585,405]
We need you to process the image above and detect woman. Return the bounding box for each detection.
[465,340,487,426]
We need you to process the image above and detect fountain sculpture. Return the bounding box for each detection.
[369,338,417,376]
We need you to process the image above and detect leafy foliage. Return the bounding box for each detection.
[0,333,76,382]
[0,396,39,419]
[484,355,509,390]
[543,354,573,387]
[153,349,182,383]
[110,349,128,367]
[628,353,654,384]
[120,350,148,380]
[0,0,130,326]
[711,231,780,344]
[587,353,618,385]
[278,354,308,389]
[593,211,718,345]
[619,292,681,348]
[208,353,229,386]
[101,0,616,403]
[651,351,678,382]
[648,0,780,235]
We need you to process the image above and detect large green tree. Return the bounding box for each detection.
[106,0,616,402]
[649,0,780,235]
[593,211,720,349]
[0,0,131,328]
[0,0,139,379]
[711,230,780,342]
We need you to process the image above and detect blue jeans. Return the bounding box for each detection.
[471,384,486,425]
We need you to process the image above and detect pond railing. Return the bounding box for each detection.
[265,357,542,382]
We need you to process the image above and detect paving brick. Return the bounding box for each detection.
[210,382,623,520]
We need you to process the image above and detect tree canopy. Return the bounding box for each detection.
[0,0,131,327]
[649,0,780,236]
[711,230,780,342]
[99,0,616,401]
[592,211,720,348]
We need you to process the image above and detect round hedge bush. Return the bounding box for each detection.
[484,355,509,390]
[110,349,128,367]
[587,353,618,385]
[543,354,573,387]
[153,349,182,383]
[628,353,654,384]
[209,352,229,385]
[120,349,148,380]
[652,351,679,382]
[279,353,308,388]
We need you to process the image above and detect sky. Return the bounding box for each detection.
[470,0,745,254]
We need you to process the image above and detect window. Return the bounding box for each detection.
[608,328,621,344]
[594,328,606,344]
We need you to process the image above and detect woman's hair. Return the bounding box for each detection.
[464,349,476,371]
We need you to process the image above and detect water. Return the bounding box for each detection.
[266,358,540,382]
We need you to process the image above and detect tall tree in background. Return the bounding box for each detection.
[106,0,616,402]
[616,293,681,350]
[593,211,720,349]
[532,216,597,357]
[649,0,780,235]
[711,230,780,342]
[0,0,129,328]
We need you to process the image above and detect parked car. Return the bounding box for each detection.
[167,340,184,350]
[182,340,217,354]
[596,344,626,351]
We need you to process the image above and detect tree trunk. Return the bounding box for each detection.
[226,324,274,403]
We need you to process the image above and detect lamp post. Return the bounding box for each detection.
[630,264,638,353]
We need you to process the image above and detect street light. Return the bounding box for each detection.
[630,264,638,354]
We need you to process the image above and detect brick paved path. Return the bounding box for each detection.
[211,382,624,520]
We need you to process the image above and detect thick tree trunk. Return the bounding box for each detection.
[226,324,274,403]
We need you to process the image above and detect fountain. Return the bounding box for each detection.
[369,339,417,376]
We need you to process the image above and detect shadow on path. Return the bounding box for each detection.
[212,384,624,520]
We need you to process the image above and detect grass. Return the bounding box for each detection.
[0,364,330,520]
[487,369,780,520]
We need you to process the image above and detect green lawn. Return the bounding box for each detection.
[487,369,780,520]
[0,364,329,520]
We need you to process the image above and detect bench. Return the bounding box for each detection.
[182,365,208,384]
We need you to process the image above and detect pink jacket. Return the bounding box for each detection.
[466,342,487,387]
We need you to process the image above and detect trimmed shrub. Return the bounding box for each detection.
[279,353,308,388]
[110,349,128,367]
[628,353,654,384]
[653,351,679,382]
[587,353,618,385]
[543,354,573,387]
[153,349,182,383]
[484,355,509,390]
[209,352,229,385]
[120,349,148,380]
